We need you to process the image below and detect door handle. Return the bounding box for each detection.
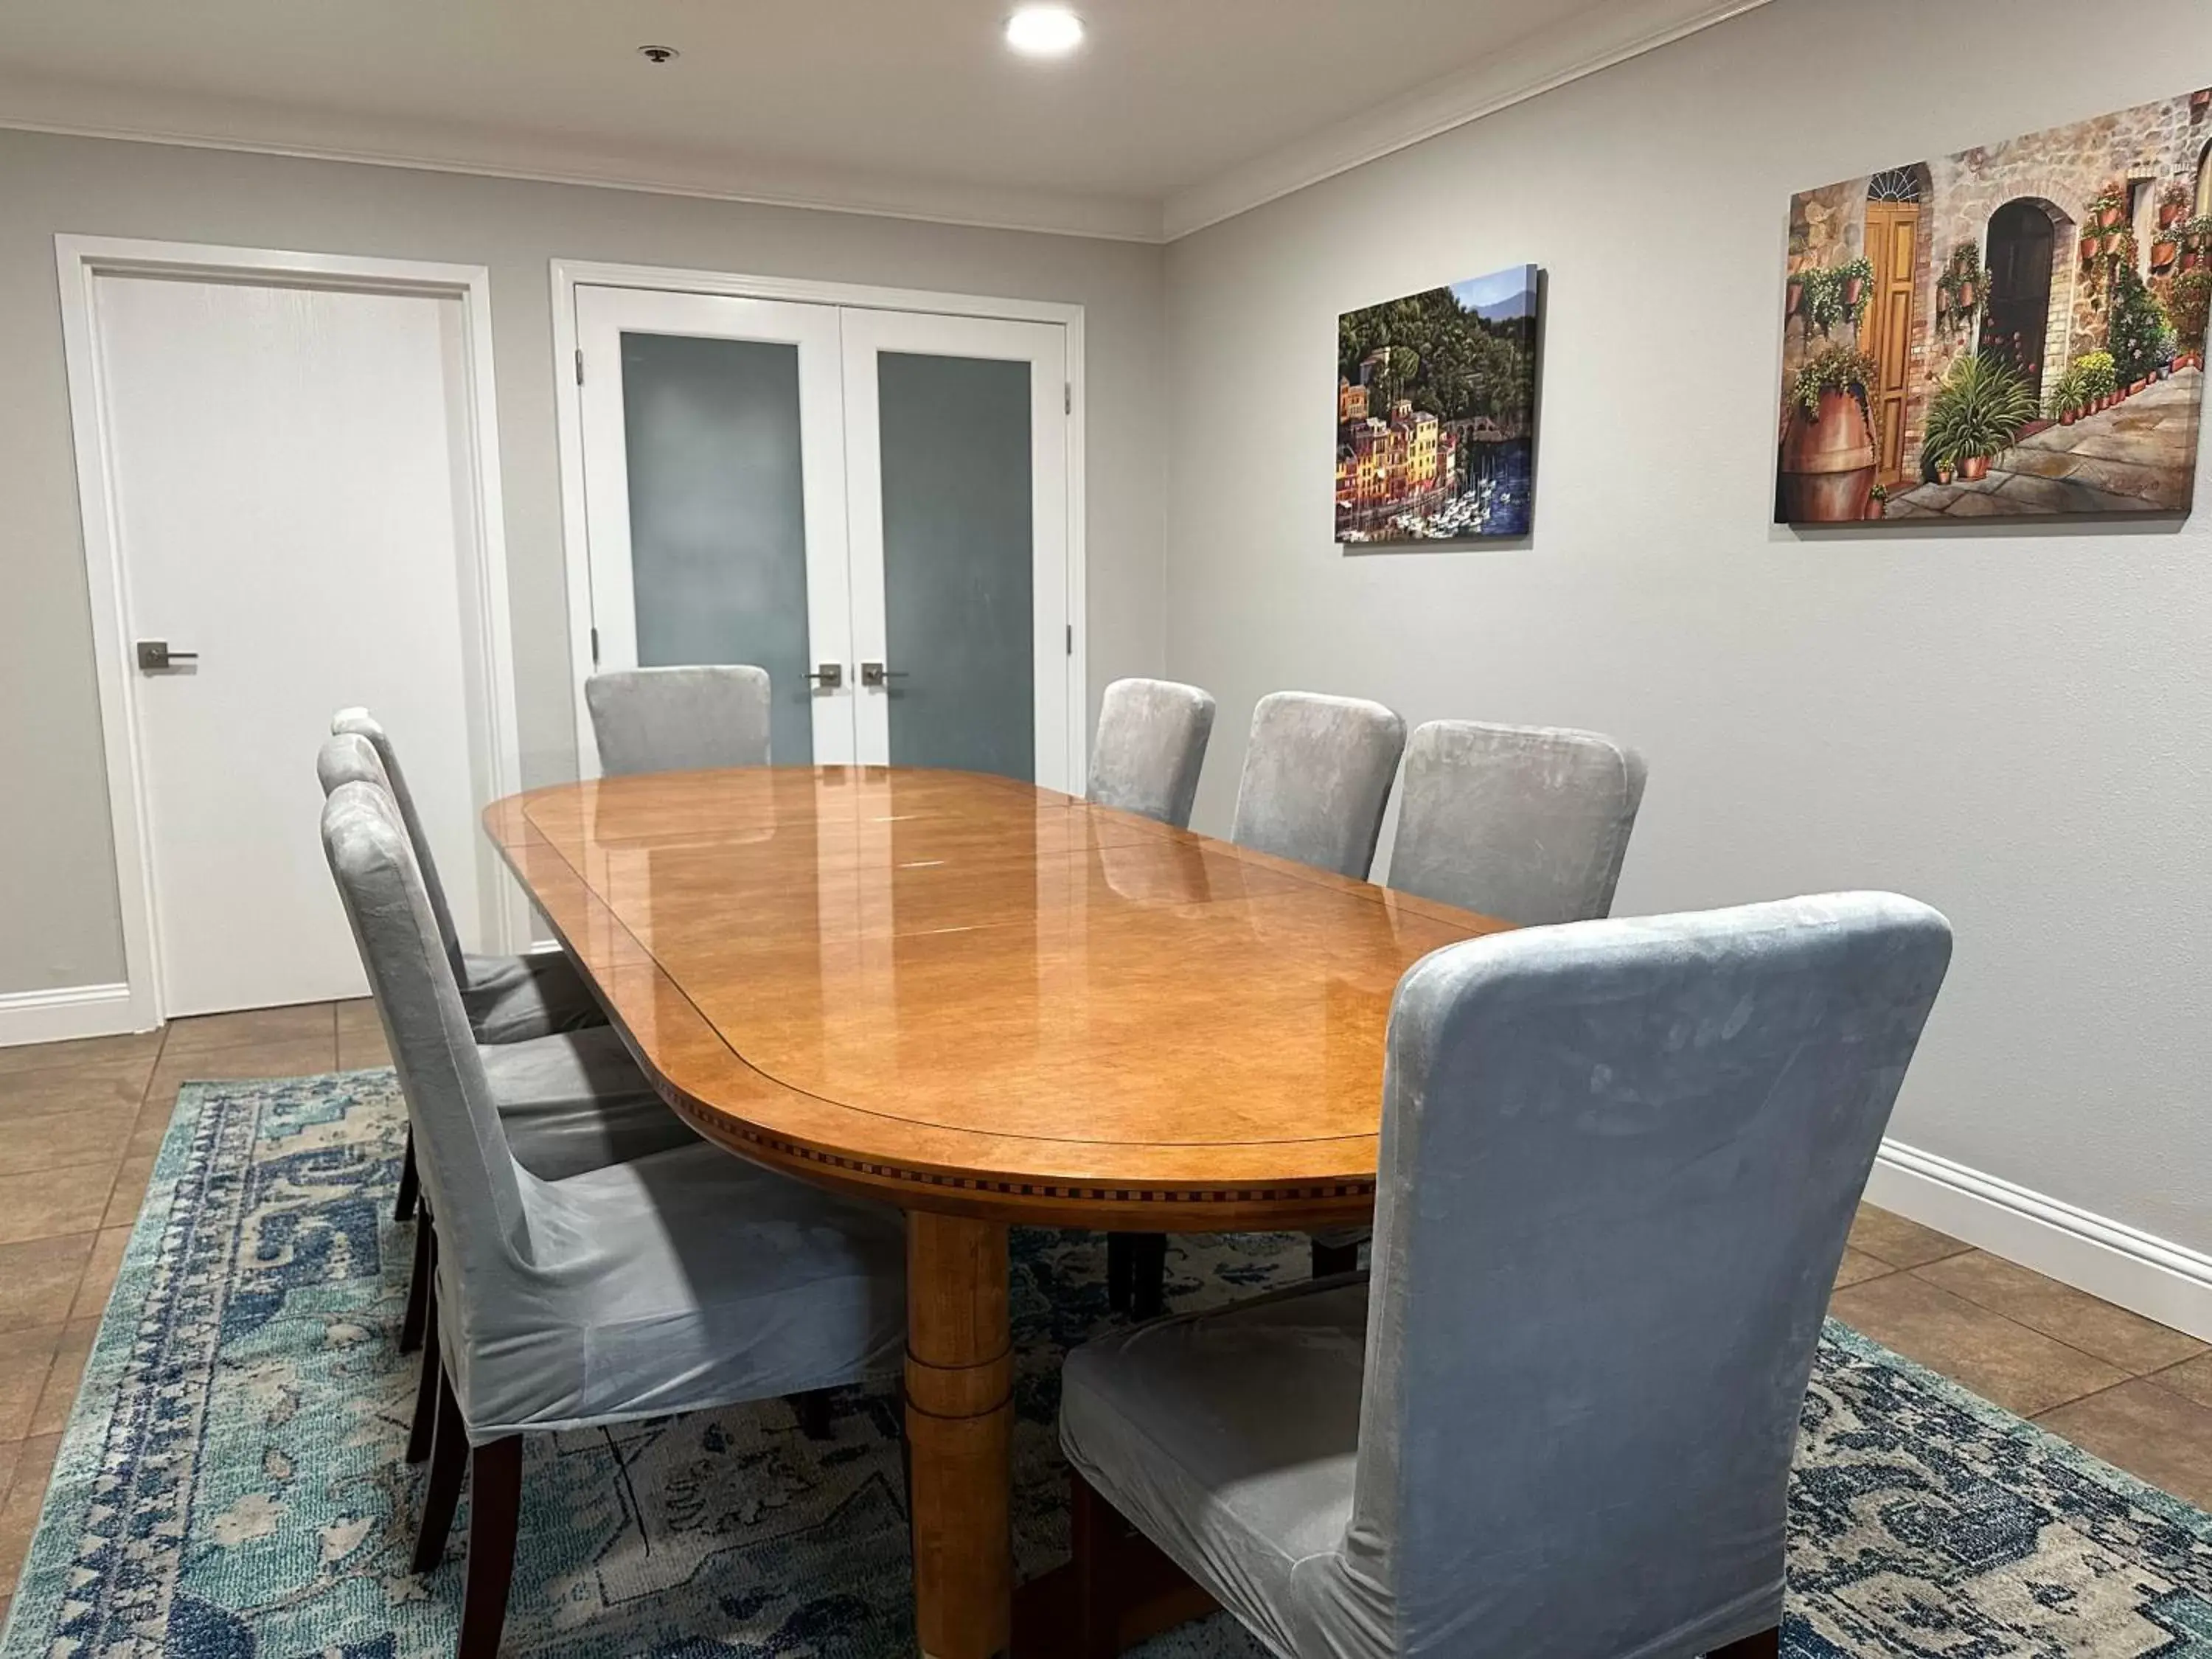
[860,661,908,689]
[136,640,198,671]
[805,663,844,689]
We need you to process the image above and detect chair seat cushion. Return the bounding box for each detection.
[1061,1278,1377,1658]
[479,1026,697,1180]
[448,1141,907,1439]
[462,950,605,1044]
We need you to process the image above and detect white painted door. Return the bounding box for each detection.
[97,274,493,1015]
[573,288,1074,787]
[574,286,855,773]
[841,310,1071,787]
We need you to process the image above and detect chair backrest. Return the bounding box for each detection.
[1385,719,1646,924]
[1350,893,1952,1656]
[1087,678,1217,828]
[1228,691,1405,878]
[329,709,467,985]
[320,781,535,1298]
[585,665,773,776]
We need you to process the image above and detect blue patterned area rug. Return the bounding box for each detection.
[7,1071,2212,1658]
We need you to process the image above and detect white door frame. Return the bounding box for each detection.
[549,258,1089,790]
[55,234,525,1035]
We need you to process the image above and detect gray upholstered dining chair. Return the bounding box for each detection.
[1113,689,1405,1318]
[322,779,906,1659]
[318,732,703,1455]
[331,709,604,1048]
[1387,718,1647,923]
[1062,893,1952,1659]
[1308,717,1649,1277]
[585,664,774,775]
[1088,677,1217,828]
[1228,691,1406,879]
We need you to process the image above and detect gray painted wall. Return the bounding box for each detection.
[1161,0,2212,1251]
[0,130,1164,994]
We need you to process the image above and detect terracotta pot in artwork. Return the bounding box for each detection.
[1935,464,1955,484]
[2059,407,2079,425]
[2100,204,2124,229]
[1844,276,1865,310]
[2153,237,2180,268]
[1786,276,1805,316]
[2132,378,2149,394]
[1959,453,1992,482]
[1958,282,1978,310]
[1778,388,1877,522]
[2194,88,2212,117]
[2163,201,2185,228]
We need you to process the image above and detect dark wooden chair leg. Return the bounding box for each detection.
[1106,1233,1134,1312]
[793,1388,835,1440]
[399,1211,434,1356]
[411,1366,467,1573]
[1072,1469,1126,1658]
[1712,1625,1781,1659]
[458,1437,523,1659]
[1310,1237,1360,1278]
[1129,1234,1168,1321]
[393,1128,420,1223]
[405,1295,441,1464]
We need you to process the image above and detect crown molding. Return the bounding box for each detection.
[0,71,1164,244]
[1161,0,1778,240]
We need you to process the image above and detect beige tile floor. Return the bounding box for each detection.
[1,1002,2208,1629]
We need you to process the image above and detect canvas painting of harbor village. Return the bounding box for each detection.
[1337,265,1540,542]
[1777,89,2211,524]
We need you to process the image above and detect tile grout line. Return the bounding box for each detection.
[1899,1257,2195,1381]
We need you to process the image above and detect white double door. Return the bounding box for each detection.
[574,286,1073,785]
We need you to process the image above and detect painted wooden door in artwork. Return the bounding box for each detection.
[1860,202,1921,486]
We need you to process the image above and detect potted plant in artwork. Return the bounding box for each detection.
[1837,256,1874,316]
[1937,240,1984,332]
[2094,183,2127,230]
[2160,183,2191,229]
[1921,352,2037,484]
[1779,345,1882,521]
[2183,216,2212,274]
[2107,265,2170,391]
[2075,349,2119,410]
[2152,223,2182,270]
[2169,269,2211,366]
[1865,482,1889,521]
[2193,87,2211,121]
[2045,364,2089,425]
[1933,456,1956,485]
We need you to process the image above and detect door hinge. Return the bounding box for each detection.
[590,625,600,666]
[574,349,585,386]
[1065,622,1074,655]
[1064,383,1072,414]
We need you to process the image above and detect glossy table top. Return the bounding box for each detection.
[487,766,1511,1226]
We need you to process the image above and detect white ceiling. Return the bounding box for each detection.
[0,0,1769,240]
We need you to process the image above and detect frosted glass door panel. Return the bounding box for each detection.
[620,331,813,764]
[877,352,1034,779]
[843,310,1071,789]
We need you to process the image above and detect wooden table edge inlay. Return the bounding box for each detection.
[484,768,1515,1659]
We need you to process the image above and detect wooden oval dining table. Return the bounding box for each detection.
[486,764,1510,1658]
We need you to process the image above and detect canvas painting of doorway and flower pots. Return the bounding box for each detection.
[1776,89,2211,524]
[1338,265,1540,542]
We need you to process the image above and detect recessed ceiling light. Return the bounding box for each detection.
[1005,6,1083,58]
[636,44,680,65]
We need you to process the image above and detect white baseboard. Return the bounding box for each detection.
[1867,1138,2212,1344]
[0,981,147,1048]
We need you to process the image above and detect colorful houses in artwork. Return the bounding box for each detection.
[1775,88,2211,523]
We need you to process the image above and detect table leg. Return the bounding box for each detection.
[905,1211,1012,1659]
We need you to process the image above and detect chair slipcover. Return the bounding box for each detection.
[1385,719,1647,925]
[1229,692,1405,880]
[479,1029,700,1180]
[1063,894,1953,1658]
[1088,678,1217,829]
[584,665,773,776]
[321,781,906,1441]
[324,716,602,1043]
